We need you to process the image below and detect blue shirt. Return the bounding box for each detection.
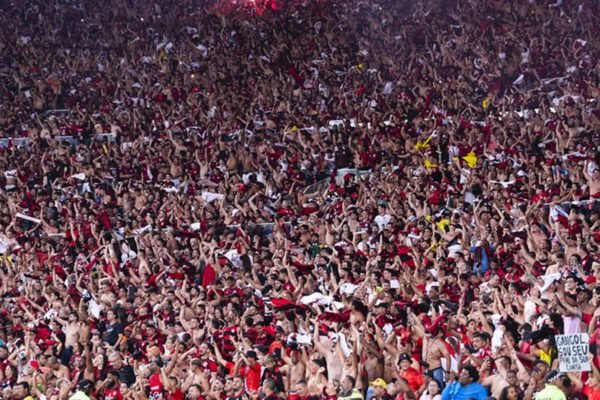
[470,245,494,274]
[441,381,487,400]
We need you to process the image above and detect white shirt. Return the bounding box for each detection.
[374,214,391,229]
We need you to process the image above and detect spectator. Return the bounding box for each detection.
[261,354,285,394]
[0,0,599,399]
[294,380,320,400]
[498,385,523,400]
[419,380,441,400]
[262,377,281,400]
[69,379,94,400]
[398,353,425,394]
[339,376,364,400]
[13,381,34,400]
[440,367,486,400]
[534,371,570,400]
[107,352,136,387]
[186,384,204,400]
[370,379,393,400]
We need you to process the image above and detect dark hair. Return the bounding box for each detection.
[532,359,549,369]
[180,333,191,343]
[344,375,356,388]
[498,384,523,400]
[15,381,30,392]
[79,379,94,394]
[462,365,479,382]
[427,379,441,392]
[578,289,592,300]
[474,333,489,341]
[188,384,203,393]
[520,323,532,334]
[312,357,326,368]
[548,313,564,333]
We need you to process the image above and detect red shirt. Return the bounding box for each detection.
[321,389,338,400]
[149,373,164,394]
[104,388,124,400]
[591,328,600,369]
[583,385,600,400]
[0,359,9,374]
[243,361,262,392]
[198,357,219,374]
[399,367,424,392]
[168,388,185,400]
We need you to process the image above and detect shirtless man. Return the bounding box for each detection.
[295,380,320,400]
[306,358,328,395]
[182,359,211,394]
[313,323,343,381]
[556,235,580,260]
[47,357,70,380]
[195,343,219,380]
[363,343,384,391]
[134,187,147,211]
[583,162,600,198]
[282,349,306,391]
[54,311,83,364]
[422,328,451,388]
[179,311,205,343]
[381,344,398,384]
[338,344,359,389]
[481,357,517,399]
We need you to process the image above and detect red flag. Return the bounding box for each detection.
[271,298,304,310]
[201,264,216,288]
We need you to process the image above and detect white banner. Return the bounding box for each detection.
[556,333,591,372]
[15,213,42,224]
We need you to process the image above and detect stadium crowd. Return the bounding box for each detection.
[0,0,600,399]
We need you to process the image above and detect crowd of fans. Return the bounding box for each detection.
[0,0,600,399]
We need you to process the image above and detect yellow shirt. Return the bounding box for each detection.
[536,384,566,400]
[539,347,557,366]
[69,392,91,400]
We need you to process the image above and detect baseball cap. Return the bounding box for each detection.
[546,370,564,383]
[399,353,411,362]
[79,379,94,390]
[370,378,387,388]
